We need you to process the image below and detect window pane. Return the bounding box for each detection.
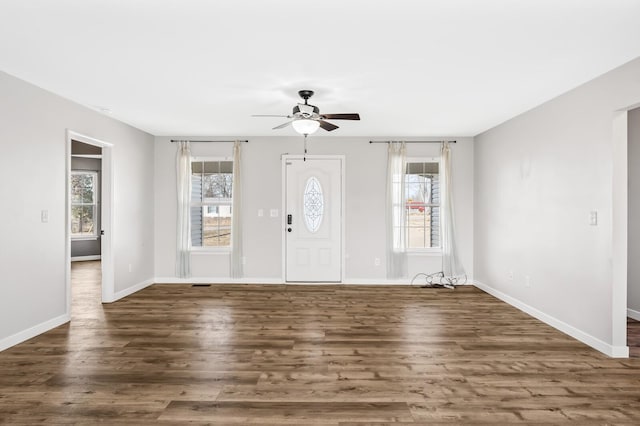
[203,205,232,247]
[303,176,324,233]
[71,175,83,203]
[191,161,203,174]
[81,206,95,233]
[191,205,232,247]
[83,179,95,203]
[71,173,95,204]
[203,173,232,199]
[407,227,426,249]
[71,206,82,234]
[71,205,95,236]
[219,161,233,174]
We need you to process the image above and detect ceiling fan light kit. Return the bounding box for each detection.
[253,90,361,134]
[292,118,320,135]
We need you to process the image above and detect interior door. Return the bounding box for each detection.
[285,157,342,282]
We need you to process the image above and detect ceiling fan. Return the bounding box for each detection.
[252,90,360,134]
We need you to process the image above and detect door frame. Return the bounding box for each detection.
[65,130,115,311]
[281,154,345,283]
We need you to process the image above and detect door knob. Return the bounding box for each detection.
[287,227,292,232]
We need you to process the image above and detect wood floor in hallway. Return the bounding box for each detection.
[629,317,640,358]
[1,260,640,424]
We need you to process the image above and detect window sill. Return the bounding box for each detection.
[191,248,231,255]
[407,249,442,256]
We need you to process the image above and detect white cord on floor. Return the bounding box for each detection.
[410,271,467,289]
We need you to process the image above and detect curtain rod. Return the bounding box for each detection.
[369,140,456,144]
[170,139,248,143]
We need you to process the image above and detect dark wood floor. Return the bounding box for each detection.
[2,261,640,424]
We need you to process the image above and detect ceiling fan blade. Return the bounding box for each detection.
[320,113,360,120]
[319,120,339,131]
[252,114,290,117]
[273,121,293,130]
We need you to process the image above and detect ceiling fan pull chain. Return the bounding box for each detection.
[304,134,308,161]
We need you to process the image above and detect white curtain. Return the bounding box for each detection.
[386,141,407,279]
[441,142,465,279]
[176,141,192,278]
[230,141,243,278]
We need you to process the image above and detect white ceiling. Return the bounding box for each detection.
[1,0,640,137]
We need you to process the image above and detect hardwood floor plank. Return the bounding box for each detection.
[159,401,414,423]
[629,317,640,358]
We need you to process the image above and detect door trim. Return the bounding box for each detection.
[281,155,345,283]
[65,130,115,311]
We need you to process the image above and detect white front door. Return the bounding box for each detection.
[285,156,342,282]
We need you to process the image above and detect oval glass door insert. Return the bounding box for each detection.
[303,176,324,233]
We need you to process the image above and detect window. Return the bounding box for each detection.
[191,159,233,248]
[405,160,440,249]
[70,171,98,238]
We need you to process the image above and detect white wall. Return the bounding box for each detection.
[474,57,640,355]
[629,107,640,316]
[154,136,473,282]
[0,71,155,350]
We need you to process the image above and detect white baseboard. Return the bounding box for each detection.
[344,279,417,285]
[474,280,629,358]
[154,277,284,285]
[154,276,472,286]
[0,313,70,353]
[112,278,155,301]
[628,308,640,321]
[71,255,101,262]
[154,277,444,285]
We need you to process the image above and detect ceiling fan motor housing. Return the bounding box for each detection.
[293,104,320,117]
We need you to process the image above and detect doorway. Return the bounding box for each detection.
[283,155,344,282]
[65,130,114,314]
[69,140,103,315]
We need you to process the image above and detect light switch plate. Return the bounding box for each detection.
[270,209,279,218]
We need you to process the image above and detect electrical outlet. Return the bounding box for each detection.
[525,275,531,288]
[374,257,381,266]
[41,209,49,223]
[508,271,514,281]
[241,256,247,265]
[257,209,264,217]
[589,210,598,226]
